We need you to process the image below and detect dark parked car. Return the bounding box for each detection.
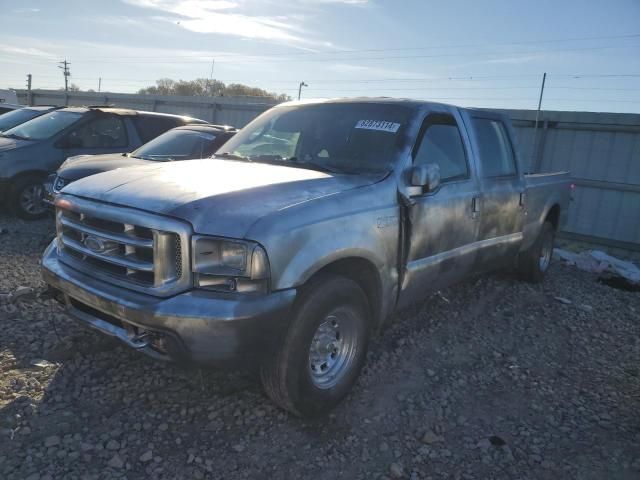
[47,124,237,200]
[0,104,22,115]
[0,106,61,133]
[0,106,207,219]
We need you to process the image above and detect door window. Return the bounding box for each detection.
[66,115,128,148]
[133,116,181,143]
[473,118,517,177]
[413,114,468,182]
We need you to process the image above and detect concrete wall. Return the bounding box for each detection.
[15,90,640,252]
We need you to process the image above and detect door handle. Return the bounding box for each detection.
[519,192,526,209]
[471,196,480,219]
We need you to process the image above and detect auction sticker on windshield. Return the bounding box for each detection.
[355,120,401,133]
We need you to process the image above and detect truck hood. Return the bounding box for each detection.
[63,159,384,238]
[59,153,153,182]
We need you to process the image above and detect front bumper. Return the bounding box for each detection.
[41,241,296,368]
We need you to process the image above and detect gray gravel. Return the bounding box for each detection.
[1,213,639,479]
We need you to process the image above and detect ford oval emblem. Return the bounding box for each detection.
[83,235,105,253]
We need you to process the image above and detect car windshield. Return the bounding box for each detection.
[1,110,83,141]
[217,103,412,174]
[132,129,217,161]
[0,108,47,132]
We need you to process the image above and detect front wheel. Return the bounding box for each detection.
[11,175,48,220]
[518,220,555,283]
[260,274,371,416]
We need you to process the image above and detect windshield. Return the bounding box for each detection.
[2,110,83,141]
[0,108,46,132]
[217,103,411,174]
[132,129,217,161]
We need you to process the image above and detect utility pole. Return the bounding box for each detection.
[26,74,33,106]
[298,81,308,100]
[532,72,547,169]
[98,77,102,93]
[58,60,71,92]
[207,58,215,96]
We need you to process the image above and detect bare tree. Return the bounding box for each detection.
[138,78,290,101]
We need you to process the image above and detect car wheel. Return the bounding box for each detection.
[11,175,49,220]
[260,274,371,416]
[518,220,555,283]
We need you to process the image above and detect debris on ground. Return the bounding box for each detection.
[555,248,640,291]
[1,216,639,479]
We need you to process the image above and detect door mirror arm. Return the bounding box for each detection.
[409,164,441,195]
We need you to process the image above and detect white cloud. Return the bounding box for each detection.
[123,0,308,43]
[12,7,41,13]
[0,44,55,59]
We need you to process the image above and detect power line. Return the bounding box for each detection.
[3,42,638,67]
[5,32,639,60]
[53,43,639,65]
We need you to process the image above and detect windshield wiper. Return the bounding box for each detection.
[294,160,345,174]
[215,152,251,161]
[246,155,346,174]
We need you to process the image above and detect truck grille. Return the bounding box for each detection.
[55,196,191,297]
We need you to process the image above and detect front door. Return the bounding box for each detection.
[398,110,481,307]
[467,114,525,272]
[57,114,130,166]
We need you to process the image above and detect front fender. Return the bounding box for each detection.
[248,178,400,320]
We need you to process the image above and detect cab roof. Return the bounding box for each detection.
[60,106,207,123]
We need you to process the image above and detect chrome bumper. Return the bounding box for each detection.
[41,241,296,367]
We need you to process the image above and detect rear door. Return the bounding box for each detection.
[398,108,481,306]
[466,112,525,271]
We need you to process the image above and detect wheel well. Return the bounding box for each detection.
[545,204,560,230]
[306,257,383,329]
[11,170,49,183]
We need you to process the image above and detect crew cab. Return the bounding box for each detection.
[0,106,207,219]
[42,98,570,416]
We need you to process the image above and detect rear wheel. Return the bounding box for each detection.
[260,274,371,416]
[11,175,48,220]
[518,220,555,283]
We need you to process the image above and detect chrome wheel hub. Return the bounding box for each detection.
[539,231,553,272]
[19,183,46,215]
[309,309,358,389]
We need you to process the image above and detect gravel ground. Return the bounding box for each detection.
[1,214,639,480]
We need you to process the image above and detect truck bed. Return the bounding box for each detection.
[522,171,572,249]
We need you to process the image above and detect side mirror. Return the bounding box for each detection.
[410,164,441,192]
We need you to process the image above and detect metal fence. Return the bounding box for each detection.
[14,90,640,253]
[17,89,277,127]
[499,109,640,252]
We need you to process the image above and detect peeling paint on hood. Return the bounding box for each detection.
[63,159,384,238]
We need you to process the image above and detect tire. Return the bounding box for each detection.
[518,220,555,283]
[260,274,371,416]
[10,175,48,220]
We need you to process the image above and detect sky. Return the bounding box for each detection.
[1,0,640,113]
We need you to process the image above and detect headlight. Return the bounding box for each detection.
[192,235,269,293]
